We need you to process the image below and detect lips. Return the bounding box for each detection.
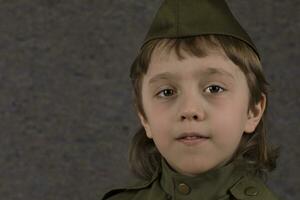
[176,132,209,146]
[176,132,210,140]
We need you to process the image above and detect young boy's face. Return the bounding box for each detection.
[138,45,265,176]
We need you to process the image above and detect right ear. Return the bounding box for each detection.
[138,112,153,139]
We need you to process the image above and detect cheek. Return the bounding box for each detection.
[146,103,168,124]
[150,124,172,155]
[144,98,174,124]
[212,100,248,135]
[144,103,171,133]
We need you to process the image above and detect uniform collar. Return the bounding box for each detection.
[159,158,246,199]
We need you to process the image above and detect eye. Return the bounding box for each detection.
[156,88,176,98]
[204,85,225,94]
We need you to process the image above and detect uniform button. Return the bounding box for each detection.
[178,183,190,195]
[244,186,259,196]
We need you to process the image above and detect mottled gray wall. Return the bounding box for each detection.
[0,0,299,200]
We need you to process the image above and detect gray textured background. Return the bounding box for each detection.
[0,0,299,200]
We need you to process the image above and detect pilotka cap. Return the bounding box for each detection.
[130,0,260,79]
[143,0,259,56]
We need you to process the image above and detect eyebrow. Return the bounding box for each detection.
[148,67,235,84]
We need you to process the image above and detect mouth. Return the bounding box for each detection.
[176,132,210,145]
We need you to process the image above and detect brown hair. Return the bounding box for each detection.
[128,35,279,180]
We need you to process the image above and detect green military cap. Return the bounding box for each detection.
[141,0,259,58]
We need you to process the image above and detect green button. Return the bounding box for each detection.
[178,183,190,195]
[244,186,259,196]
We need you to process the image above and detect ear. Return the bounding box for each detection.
[138,112,153,139]
[244,94,267,134]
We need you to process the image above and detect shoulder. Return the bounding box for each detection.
[229,175,279,200]
[100,175,159,200]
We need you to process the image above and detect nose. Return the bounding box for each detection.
[180,110,204,121]
[179,96,205,122]
[181,112,201,121]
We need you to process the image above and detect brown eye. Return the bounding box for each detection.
[205,85,225,94]
[157,89,175,97]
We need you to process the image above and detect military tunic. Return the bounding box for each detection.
[102,159,279,200]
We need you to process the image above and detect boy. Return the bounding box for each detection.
[102,0,279,199]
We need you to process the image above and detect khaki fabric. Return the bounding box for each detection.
[142,0,259,57]
[102,159,279,200]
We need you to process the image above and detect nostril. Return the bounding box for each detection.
[181,114,199,121]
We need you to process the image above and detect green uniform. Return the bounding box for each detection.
[102,158,278,200]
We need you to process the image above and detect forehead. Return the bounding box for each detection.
[146,45,241,81]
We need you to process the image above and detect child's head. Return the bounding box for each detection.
[129,35,277,180]
[128,0,278,180]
